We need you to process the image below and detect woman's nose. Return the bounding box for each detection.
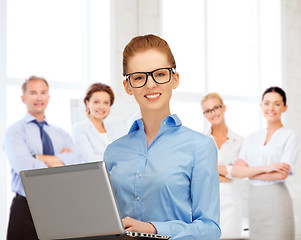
[145,75,156,89]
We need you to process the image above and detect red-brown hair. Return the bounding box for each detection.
[122,34,176,76]
[84,83,115,108]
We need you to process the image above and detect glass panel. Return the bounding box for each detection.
[260,0,282,90]
[6,0,83,82]
[90,0,111,85]
[207,0,259,97]
[163,0,205,93]
[225,100,260,137]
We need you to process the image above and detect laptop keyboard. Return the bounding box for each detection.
[126,231,170,239]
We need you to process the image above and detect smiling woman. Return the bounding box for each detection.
[72,83,123,163]
[201,92,244,238]
[104,34,221,239]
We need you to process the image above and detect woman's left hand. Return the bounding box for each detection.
[122,216,157,234]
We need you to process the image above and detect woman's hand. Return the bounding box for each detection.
[218,165,227,176]
[234,158,248,167]
[265,162,291,174]
[122,216,157,234]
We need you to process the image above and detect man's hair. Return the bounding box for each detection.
[22,75,49,94]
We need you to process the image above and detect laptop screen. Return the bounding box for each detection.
[20,162,125,240]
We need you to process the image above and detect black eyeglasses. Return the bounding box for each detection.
[125,67,175,88]
[203,105,224,115]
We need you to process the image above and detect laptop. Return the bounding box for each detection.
[20,161,170,240]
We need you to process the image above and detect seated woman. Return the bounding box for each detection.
[72,83,122,162]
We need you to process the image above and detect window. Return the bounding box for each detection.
[0,0,111,237]
[163,0,282,136]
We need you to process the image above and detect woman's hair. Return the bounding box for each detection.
[262,86,287,106]
[122,34,176,76]
[84,83,115,112]
[201,92,224,106]
[22,75,49,94]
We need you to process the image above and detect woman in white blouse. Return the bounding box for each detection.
[222,86,300,240]
[201,92,243,238]
[72,83,122,162]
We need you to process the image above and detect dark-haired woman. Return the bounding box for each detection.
[72,83,122,162]
[222,86,300,240]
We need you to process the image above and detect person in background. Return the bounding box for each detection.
[104,34,221,240]
[4,75,80,239]
[201,92,243,238]
[221,86,300,240]
[72,83,122,162]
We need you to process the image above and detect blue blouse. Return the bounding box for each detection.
[104,114,221,240]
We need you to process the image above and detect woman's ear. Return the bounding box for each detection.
[172,72,179,90]
[223,104,227,112]
[84,100,90,114]
[283,105,288,113]
[123,80,133,95]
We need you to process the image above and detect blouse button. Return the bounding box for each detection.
[136,196,140,201]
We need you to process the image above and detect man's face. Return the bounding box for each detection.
[21,79,50,117]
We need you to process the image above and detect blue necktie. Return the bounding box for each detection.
[32,120,55,155]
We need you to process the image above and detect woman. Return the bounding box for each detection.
[201,92,243,238]
[224,86,300,240]
[103,34,221,239]
[72,83,121,162]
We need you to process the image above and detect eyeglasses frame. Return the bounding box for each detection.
[125,67,176,88]
[203,104,224,115]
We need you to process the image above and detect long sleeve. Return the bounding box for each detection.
[151,137,221,240]
[72,120,108,162]
[4,113,80,196]
[54,127,81,165]
[4,122,47,174]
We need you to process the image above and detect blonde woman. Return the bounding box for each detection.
[201,92,243,238]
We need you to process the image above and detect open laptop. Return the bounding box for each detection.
[20,161,170,240]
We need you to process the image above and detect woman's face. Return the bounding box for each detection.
[123,49,179,114]
[86,91,111,121]
[202,98,225,126]
[261,92,287,123]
